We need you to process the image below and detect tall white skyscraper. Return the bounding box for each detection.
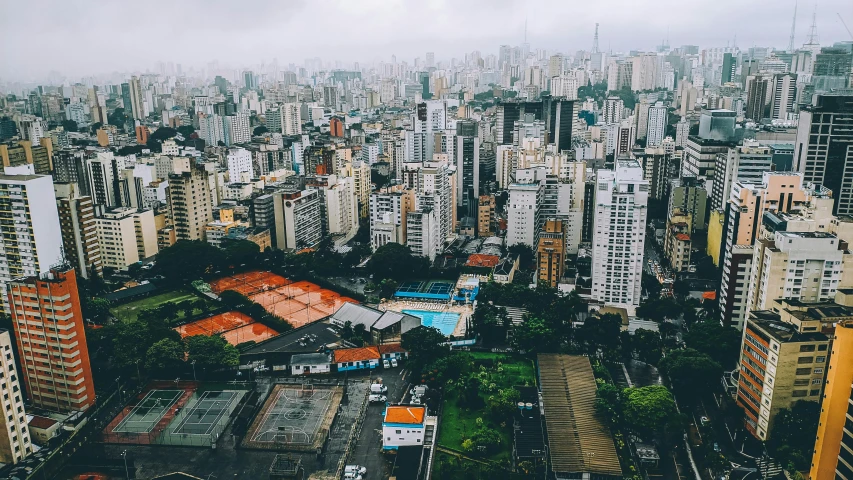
[0,174,64,315]
[591,159,649,308]
[226,148,253,182]
[281,103,302,135]
[199,114,225,146]
[223,113,251,145]
[603,96,624,124]
[646,102,667,147]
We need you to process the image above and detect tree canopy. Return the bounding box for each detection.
[622,385,679,436]
[186,335,240,370]
[145,338,186,372]
[154,240,223,283]
[576,313,623,359]
[366,243,430,281]
[684,321,742,368]
[402,326,450,375]
[658,348,723,396]
[767,400,820,472]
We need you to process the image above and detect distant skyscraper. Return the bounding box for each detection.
[128,76,145,120]
[646,102,667,147]
[745,75,770,121]
[0,329,31,464]
[243,71,256,89]
[770,73,797,120]
[591,159,648,308]
[795,94,853,216]
[721,52,735,83]
[456,121,480,218]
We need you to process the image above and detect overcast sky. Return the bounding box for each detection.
[1,0,851,82]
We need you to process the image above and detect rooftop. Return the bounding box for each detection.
[242,321,343,356]
[384,406,426,425]
[332,346,380,363]
[537,354,622,478]
[748,313,830,343]
[465,254,501,268]
[290,352,331,365]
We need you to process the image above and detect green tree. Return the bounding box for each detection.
[155,240,223,283]
[402,326,450,374]
[340,320,354,339]
[177,125,196,138]
[507,244,535,268]
[366,243,429,281]
[194,299,210,314]
[684,321,742,368]
[637,297,683,322]
[83,297,112,324]
[108,107,128,131]
[150,126,178,141]
[378,278,399,299]
[353,323,366,341]
[767,400,820,471]
[576,313,623,359]
[112,317,182,369]
[145,338,186,371]
[622,385,678,436]
[470,427,503,455]
[61,119,78,132]
[186,335,240,370]
[221,238,261,266]
[658,348,723,395]
[179,301,196,319]
[595,381,624,428]
[486,387,521,422]
[511,315,559,353]
[630,328,663,365]
[253,125,269,136]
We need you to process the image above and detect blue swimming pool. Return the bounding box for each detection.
[402,310,460,337]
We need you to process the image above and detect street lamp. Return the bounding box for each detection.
[191,360,197,381]
[121,450,129,479]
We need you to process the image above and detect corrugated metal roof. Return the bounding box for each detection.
[537,354,622,478]
[331,302,383,328]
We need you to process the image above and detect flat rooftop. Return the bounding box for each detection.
[748,313,830,343]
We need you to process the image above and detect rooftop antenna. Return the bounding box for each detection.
[592,23,600,54]
[806,4,819,45]
[788,1,798,52]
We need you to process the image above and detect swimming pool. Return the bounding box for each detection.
[402,310,460,337]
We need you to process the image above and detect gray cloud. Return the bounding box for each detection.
[1,0,851,82]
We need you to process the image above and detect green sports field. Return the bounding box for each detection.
[110,289,217,323]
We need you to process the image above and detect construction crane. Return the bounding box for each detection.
[839,12,853,40]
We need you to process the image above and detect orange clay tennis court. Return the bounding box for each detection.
[211,272,359,328]
[175,311,254,338]
[221,323,278,344]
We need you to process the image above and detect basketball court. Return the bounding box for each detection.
[243,384,343,451]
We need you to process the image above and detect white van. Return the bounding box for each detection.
[370,383,388,394]
[345,465,367,475]
[343,473,362,480]
[368,394,386,403]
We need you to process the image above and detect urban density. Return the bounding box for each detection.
[0,1,853,479]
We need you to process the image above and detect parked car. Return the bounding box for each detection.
[343,473,362,480]
[345,465,367,475]
[383,359,391,368]
[370,383,388,394]
[369,394,386,403]
[390,358,398,368]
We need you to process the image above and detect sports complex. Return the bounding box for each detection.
[102,382,247,447]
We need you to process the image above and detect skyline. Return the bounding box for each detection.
[2,0,852,83]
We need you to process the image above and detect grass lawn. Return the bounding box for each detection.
[110,289,217,323]
[437,353,536,463]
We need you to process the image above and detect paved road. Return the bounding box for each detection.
[347,365,411,479]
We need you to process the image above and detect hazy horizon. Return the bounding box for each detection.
[1,0,852,84]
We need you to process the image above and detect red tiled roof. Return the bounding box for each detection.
[378,343,407,355]
[333,346,380,363]
[465,254,501,268]
[676,233,691,241]
[29,415,58,429]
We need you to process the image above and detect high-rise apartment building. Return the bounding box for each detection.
[272,190,323,250]
[406,207,440,261]
[369,188,416,251]
[745,75,770,121]
[54,182,102,279]
[507,168,546,248]
[0,175,63,315]
[8,267,96,413]
[603,97,624,124]
[95,207,158,269]
[809,319,853,479]
[718,173,813,329]
[456,121,480,218]
[0,329,32,464]
[226,147,253,183]
[167,161,214,241]
[537,219,565,288]
[128,76,145,120]
[281,103,302,136]
[770,73,797,120]
[795,94,853,216]
[646,102,667,147]
[736,308,830,440]
[223,113,250,146]
[591,159,648,308]
[711,142,774,211]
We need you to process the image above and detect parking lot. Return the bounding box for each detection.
[347,363,411,479]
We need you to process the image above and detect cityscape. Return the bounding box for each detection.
[1,1,853,479]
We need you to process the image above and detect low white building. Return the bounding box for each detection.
[290,353,331,376]
[382,405,427,450]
